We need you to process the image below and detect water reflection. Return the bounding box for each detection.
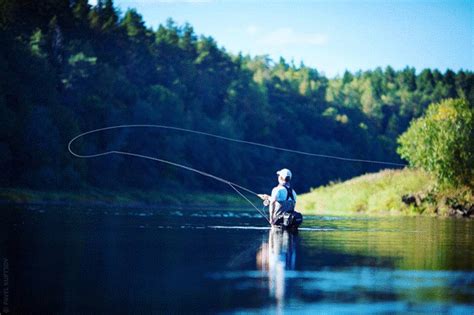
[257,228,297,312]
[2,206,474,314]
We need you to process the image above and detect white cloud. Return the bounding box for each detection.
[158,0,212,2]
[246,25,258,36]
[260,27,328,46]
[93,0,212,6]
[118,0,212,3]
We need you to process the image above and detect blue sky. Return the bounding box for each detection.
[96,0,472,77]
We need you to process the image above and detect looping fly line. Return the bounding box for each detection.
[68,124,406,223]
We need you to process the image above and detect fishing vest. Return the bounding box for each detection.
[273,185,296,218]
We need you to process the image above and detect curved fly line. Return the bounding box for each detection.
[68,124,406,223]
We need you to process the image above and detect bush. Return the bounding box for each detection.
[397,98,473,187]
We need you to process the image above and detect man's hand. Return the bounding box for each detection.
[257,194,270,200]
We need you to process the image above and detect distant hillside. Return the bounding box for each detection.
[1,0,472,195]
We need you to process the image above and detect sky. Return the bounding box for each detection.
[93,0,472,77]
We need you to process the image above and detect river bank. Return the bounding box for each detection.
[3,170,472,217]
[0,187,247,210]
[299,168,473,217]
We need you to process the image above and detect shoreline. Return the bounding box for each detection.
[2,177,472,217]
[0,187,251,211]
[299,168,473,218]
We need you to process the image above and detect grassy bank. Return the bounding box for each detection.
[298,168,473,216]
[0,187,247,209]
[3,169,472,216]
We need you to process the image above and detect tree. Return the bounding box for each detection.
[121,9,147,40]
[0,0,472,194]
[397,98,473,187]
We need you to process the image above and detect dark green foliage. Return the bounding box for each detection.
[0,0,472,194]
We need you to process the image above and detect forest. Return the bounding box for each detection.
[1,0,473,197]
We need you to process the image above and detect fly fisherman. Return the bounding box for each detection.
[258,168,298,226]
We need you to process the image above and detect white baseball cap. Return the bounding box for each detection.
[276,168,292,179]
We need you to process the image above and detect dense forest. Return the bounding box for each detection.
[1,0,472,195]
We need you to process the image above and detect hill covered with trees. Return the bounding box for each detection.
[1,0,472,198]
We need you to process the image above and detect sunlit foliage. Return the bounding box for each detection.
[398,98,473,187]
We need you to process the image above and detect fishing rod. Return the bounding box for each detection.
[68,124,406,223]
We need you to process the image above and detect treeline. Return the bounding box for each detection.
[1,0,472,194]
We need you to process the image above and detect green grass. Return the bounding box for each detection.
[298,168,438,215]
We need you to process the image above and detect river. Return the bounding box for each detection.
[0,205,473,314]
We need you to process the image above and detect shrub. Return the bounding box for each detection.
[397,98,473,187]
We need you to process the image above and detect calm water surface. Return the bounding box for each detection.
[0,205,473,314]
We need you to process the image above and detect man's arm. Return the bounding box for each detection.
[258,187,279,201]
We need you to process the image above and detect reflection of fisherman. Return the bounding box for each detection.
[258,168,297,225]
[256,228,297,311]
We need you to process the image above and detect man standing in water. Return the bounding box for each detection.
[258,168,298,225]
